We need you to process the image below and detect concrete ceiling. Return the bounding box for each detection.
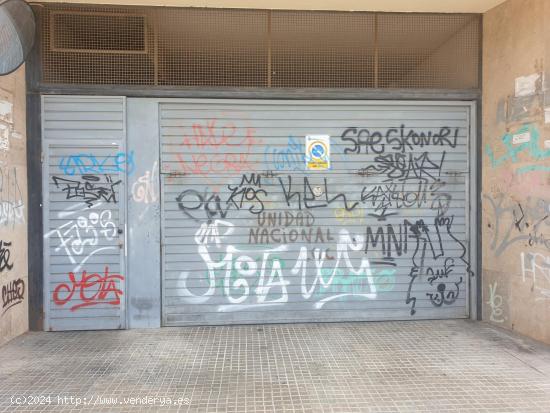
[36,0,507,13]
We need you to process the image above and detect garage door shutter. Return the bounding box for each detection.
[42,96,127,331]
[160,100,471,326]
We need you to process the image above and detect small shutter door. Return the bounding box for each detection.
[160,100,472,326]
[42,96,127,331]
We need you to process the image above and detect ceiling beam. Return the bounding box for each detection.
[35,0,507,14]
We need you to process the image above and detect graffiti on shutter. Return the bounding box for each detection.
[160,101,472,325]
[42,96,127,330]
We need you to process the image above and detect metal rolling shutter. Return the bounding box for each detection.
[42,96,127,331]
[160,100,471,326]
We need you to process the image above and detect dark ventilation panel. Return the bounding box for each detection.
[50,11,147,54]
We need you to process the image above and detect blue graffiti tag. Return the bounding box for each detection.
[264,136,305,171]
[59,151,136,176]
[486,124,550,174]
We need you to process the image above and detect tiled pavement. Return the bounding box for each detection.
[1,320,550,412]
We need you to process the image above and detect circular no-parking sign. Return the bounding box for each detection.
[305,135,330,170]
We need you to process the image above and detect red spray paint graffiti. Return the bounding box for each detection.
[53,266,124,311]
[174,119,260,177]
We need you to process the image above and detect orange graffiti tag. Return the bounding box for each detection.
[175,119,260,177]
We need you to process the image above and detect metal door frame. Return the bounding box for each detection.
[33,95,478,330]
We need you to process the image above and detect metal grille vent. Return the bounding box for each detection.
[271,11,376,88]
[50,12,147,53]
[37,4,480,89]
[157,8,268,87]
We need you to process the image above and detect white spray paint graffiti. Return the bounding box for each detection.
[132,161,158,204]
[292,230,376,309]
[0,100,13,152]
[47,150,127,315]
[178,220,289,309]
[0,99,22,153]
[486,282,505,323]
[0,124,10,152]
[194,219,234,247]
[45,202,118,273]
[177,221,378,311]
[0,166,25,227]
[521,252,550,301]
[167,117,471,320]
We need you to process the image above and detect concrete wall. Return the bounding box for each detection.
[482,0,550,343]
[0,66,28,346]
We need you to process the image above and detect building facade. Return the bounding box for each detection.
[1,0,549,346]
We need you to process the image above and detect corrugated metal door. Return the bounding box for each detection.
[160,100,472,326]
[42,96,127,331]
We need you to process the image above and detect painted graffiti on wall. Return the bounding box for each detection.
[486,282,505,323]
[521,252,550,301]
[361,179,451,219]
[0,88,27,342]
[173,119,260,177]
[486,124,550,174]
[0,166,25,227]
[334,207,365,225]
[0,127,9,152]
[405,216,468,315]
[483,121,550,326]
[484,193,549,256]
[175,173,268,221]
[226,173,267,215]
[45,117,470,320]
[176,173,451,223]
[170,121,471,317]
[278,176,360,211]
[176,211,468,314]
[0,100,13,152]
[340,125,459,154]
[0,99,23,153]
[264,136,304,171]
[58,151,135,176]
[47,205,117,269]
[53,266,124,311]
[48,153,123,314]
[2,278,24,314]
[0,240,21,315]
[178,221,392,310]
[292,230,377,309]
[357,151,446,183]
[52,174,121,208]
[132,161,158,204]
[0,240,13,272]
[249,211,333,245]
